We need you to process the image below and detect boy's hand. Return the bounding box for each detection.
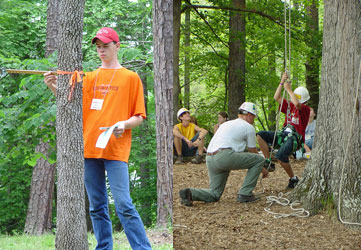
[280,72,288,84]
[44,72,58,90]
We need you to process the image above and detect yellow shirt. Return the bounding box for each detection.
[176,123,196,140]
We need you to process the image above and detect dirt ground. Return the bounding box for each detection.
[173,158,361,250]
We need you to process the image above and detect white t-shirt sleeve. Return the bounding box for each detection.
[246,126,257,148]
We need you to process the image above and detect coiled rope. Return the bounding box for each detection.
[264,192,310,218]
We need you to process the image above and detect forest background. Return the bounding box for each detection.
[0,0,157,234]
[0,0,344,237]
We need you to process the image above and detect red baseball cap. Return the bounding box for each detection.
[91,27,119,44]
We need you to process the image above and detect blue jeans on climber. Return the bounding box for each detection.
[257,130,295,163]
[84,158,151,250]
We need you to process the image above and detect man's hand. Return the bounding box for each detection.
[113,122,125,138]
[44,72,57,89]
[44,72,57,95]
[262,168,269,178]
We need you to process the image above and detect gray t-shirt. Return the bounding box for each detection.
[207,118,256,153]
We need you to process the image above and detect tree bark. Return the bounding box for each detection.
[45,0,59,58]
[173,0,182,124]
[184,7,191,109]
[291,0,361,229]
[24,0,59,235]
[304,0,321,113]
[228,0,246,119]
[55,0,88,249]
[153,0,173,228]
[24,141,56,235]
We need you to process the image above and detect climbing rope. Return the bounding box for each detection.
[260,0,292,185]
[264,192,310,218]
[337,56,361,226]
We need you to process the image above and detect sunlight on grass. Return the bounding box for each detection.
[0,230,172,250]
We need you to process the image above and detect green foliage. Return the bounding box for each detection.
[0,0,155,234]
[178,0,322,136]
[0,0,47,59]
[0,56,57,234]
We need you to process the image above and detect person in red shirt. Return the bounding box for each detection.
[257,72,310,189]
[44,27,151,250]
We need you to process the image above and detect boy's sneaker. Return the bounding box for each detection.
[287,176,299,189]
[179,188,193,206]
[237,194,259,203]
[191,155,202,164]
[175,156,184,164]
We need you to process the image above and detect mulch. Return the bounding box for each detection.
[173,158,361,249]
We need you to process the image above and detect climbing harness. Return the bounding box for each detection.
[275,124,303,153]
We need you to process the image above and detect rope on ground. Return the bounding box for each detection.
[264,192,310,218]
[337,55,361,226]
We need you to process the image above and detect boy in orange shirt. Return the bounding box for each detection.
[44,27,151,250]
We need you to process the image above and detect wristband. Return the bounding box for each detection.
[197,137,202,141]
[279,82,284,86]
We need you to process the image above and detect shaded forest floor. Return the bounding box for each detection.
[173,158,361,249]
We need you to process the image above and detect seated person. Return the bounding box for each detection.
[304,107,316,153]
[173,108,208,164]
[213,111,228,134]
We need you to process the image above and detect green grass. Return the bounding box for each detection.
[0,230,173,250]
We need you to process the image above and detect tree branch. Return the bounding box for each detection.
[182,4,283,27]
[184,1,229,48]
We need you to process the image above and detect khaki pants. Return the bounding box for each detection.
[190,149,264,202]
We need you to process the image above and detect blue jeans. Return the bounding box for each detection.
[174,132,199,157]
[305,137,314,149]
[84,159,151,250]
[257,130,294,163]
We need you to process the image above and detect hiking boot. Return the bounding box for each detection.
[175,156,184,164]
[237,194,259,203]
[263,161,275,172]
[179,188,193,206]
[287,176,299,189]
[191,155,202,164]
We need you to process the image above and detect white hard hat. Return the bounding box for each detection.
[177,108,190,120]
[294,86,310,103]
[239,102,257,116]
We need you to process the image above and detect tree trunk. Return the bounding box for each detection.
[139,74,152,227]
[184,7,191,109]
[228,0,246,119]
[45,0,59,58]
[24,0,59,235]
[55,0,88,249]
[291,0,361,228]
[24,141,56,235]
[173,0,182,124]
[153,0,173,228]
[304,0,321,113]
